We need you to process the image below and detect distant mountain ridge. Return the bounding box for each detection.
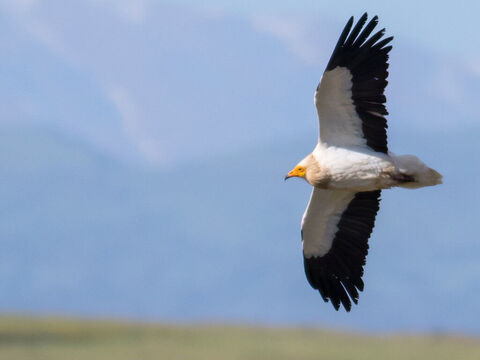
[1,3,477,166]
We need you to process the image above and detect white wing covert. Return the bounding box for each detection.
[301,188,381,311]
[315,13,392,153]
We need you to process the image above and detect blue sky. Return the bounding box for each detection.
[1,0,479,332]
[171,0,480,58]
[2,0,478,166]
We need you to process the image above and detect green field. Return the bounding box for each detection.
[0,316,479,360]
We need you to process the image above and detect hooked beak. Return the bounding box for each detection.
[285,167,306,181]
[284,169,298,181]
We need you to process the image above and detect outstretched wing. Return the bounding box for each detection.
[301,188,381,311]
[315,13,392,153]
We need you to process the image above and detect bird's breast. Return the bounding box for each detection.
[310,145,396,191]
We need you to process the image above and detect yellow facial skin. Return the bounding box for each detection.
[285,166,306,180]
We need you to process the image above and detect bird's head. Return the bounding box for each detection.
[285,165,307,180]
[285,155,317,183]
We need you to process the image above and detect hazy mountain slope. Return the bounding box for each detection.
[1,125,478,333]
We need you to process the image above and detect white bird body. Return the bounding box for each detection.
[299,143,441,192]
[310,144,394,191]
[285,13,442,311]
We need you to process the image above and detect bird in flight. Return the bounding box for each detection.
[285,13,442,311]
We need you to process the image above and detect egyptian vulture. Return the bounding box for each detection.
[285,13,442,311]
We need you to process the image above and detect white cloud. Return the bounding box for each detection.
[107,86,166,164]
[0,0,38,13]
[431,64,465,105]
[0,0,70,60]
[88,0,149,24]
[251,15,327,65]
[467,58,480,78]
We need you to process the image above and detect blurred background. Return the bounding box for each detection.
[1,0,480,358]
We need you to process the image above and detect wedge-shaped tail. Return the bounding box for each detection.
[392,154,443,189]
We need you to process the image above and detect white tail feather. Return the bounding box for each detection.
[392,154,442,189]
